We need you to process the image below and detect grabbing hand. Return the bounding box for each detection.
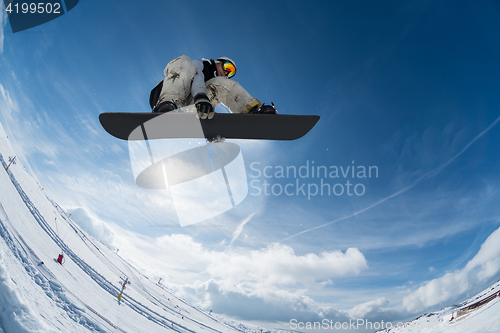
[194,93,214,120]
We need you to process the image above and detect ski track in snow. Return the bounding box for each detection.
[0,203,107,333]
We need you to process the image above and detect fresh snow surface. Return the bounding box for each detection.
[0,121,294,333]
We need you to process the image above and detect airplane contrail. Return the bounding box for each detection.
[230,213,255,245]
[281,114,500,243]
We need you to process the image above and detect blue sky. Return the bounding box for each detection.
[2,0,500,331]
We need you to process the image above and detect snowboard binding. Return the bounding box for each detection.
[250,102,278,114]
[207,135,225,143]
[153,101,178,113]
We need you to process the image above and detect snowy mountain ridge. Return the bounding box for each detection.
[379,280,500,333]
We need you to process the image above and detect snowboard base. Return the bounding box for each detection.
[99,106,319,141]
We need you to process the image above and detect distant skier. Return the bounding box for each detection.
[150,55,277,119]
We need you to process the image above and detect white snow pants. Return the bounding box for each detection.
[158,55,261,113]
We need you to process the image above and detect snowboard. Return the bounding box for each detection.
[99,106,319,141]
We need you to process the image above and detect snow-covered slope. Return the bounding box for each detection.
[379,281,500,333]
[0,121,249,332]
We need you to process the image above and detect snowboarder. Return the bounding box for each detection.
[149,55,277,119]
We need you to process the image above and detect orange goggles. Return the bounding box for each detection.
[222,61,236,78]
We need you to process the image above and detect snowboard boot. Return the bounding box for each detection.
[250,102,278,114]
[240,99,262,114]
[153,100,178,113]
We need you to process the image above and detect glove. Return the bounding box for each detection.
[194,93,214,120]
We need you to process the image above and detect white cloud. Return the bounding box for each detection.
[0,83,67,183]
[42,169,178,230]
[207,244,368,287]
[0,83,18,119]
[347,297,389,319]
[464,226,500,280]
[115,232,368,287]
[401,226,500,313]
[64,206,116,248]
[105,228,368,321]
[0,8,6,55]
[198,280,345,322]
[230,213,254,245]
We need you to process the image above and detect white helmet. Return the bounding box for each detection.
[216,57,237,78]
